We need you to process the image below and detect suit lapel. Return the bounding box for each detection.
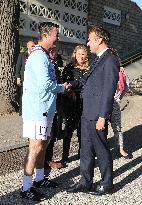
[86,49,110,79]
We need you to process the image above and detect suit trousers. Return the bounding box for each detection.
[80,115,113,189]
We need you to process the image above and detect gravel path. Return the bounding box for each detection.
[0,95,142,205]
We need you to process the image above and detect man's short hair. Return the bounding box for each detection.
[88,26,111,45]
[38,22,59,39]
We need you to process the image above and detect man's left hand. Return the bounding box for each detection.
[96,117,105,130]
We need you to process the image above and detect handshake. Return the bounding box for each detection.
[63,82,72,90]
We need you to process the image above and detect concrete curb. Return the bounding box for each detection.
[0,141,28,153]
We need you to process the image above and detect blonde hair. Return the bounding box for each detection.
[71,45,90,69]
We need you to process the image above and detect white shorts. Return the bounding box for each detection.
[23,120,53,140]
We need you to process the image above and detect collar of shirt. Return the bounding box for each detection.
[31,45,49,56]
[97,48,109,58]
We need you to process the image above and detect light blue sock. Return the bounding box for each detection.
[35,168,44,182]
[22,175,32,191]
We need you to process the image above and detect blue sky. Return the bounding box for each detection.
[132,0,142,9]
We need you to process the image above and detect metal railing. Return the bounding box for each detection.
[121,50,142,67]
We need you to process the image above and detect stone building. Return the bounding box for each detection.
[88,0,142,58]
[19,0,142,63]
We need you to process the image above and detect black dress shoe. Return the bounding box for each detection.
[93,185,113,196]
[67,183,91,193]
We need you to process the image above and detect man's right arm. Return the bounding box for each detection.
[69,71,89,89]
[33,53,65,93]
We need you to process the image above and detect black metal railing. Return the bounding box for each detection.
[121,49,142,67]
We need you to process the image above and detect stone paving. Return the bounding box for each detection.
[0,95,142,205]
[0,113,26,152]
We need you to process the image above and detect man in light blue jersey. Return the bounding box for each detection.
[21,22,67,201]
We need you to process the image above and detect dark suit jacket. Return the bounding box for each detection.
[70,49,120,121]
[15,52,28,82]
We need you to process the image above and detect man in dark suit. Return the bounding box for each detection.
[68,26,120,195]
[15,41,35,115]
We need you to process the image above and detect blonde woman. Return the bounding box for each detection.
[60,45,90,166]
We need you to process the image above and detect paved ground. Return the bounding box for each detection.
[0,95,142,205]
[125,59,142,81]
[0,113,26,152]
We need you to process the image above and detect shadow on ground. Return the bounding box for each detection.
[114,155,142,192]
[109,124,142,159]
[0,166,80,205]
[1,125,142,204]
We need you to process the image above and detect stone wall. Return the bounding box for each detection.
[19,0,142,62]
[88,0,142,58]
